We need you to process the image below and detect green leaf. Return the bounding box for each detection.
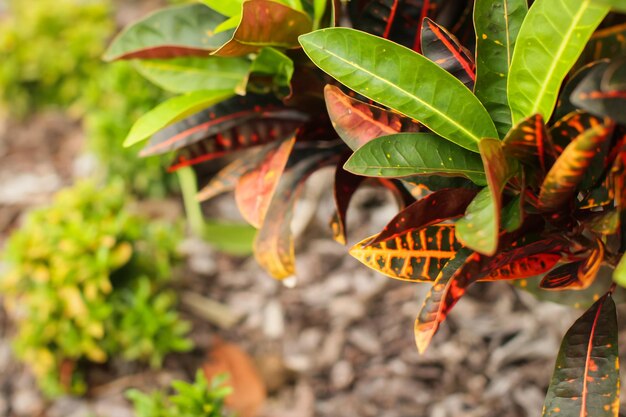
[592,0,626,12]
[313,0,327,29]
[474,0,527,138]
[200,0,242,17]
[344,133,487,185]
[104,4,233,61]
[213,0,312,57]
[507,0,609,124]
[134,57,251,94]
[299,28,498,152]
[613,253,626,288]
[501,195,523,232]
[542,292,619,417]
[248,47,295,93]
[124,90,234,147]
[456,138,513,256]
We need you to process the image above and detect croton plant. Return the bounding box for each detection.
[108,0,626,414]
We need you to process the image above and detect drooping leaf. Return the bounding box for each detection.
[324,84,421,151]
[538,117,613,211]
[330,154,366,245]
[235,136,296,228]
[540,240,605,290]
[572,59,626,125]
[542,292,619,417]
[473,0,527,138]
[507,0,609,124]
[139,94,308,157]
[344,133,487,185]
[104,4,233,61]
[456,138,513,256]
[415,235,567,353]
[124,90,234,148]
[350,224,462,282]
[414,247,474,353]
[134,57,251,94]
[576,22,626,71]
[196,148,266,202]
[369,188,477,245]
[254,142,343,279]
[213,0,313,57]
[420,17,475,89]
[503,114,556,174]
[299,28,498,151]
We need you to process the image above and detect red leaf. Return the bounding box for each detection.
[330,154,366,245]
[540,239,605,290]
[324,84,420,151]
[235,136,296,228]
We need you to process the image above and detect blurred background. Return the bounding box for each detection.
[0,0,606,416]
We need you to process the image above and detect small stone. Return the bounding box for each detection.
[12,389,44,416]
[331,360,354,390]
[348,328,382,355]
[263,300,285,339]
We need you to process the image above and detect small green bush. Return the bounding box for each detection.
[127,371,232,417]
[1,180,192,396]
[0,0,113,117]
[83,61,178,198]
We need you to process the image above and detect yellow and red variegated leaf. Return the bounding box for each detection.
[235,136,296,228]
[415,235,566,353]
[542,292,619,417]
[421,17,475,89]
[196,147,269,202]
[254,142,343,279]
[212,0,312,57]
[503,114,556,175]
[350,224,462,282]
[324,84,420,151]
[538,116,614,211]
[140,94,308,158]
[540,240,605,290]
[549,111,606,154]
[369,188,477,246]
[330,153,366,245]
[481,253,561,281]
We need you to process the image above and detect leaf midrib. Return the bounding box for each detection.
[529,0,590,116]
[348,165,484,175]
[305,37,482,145]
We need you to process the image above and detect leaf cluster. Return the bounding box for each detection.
[127,371,232,417]
[0,180,191,396]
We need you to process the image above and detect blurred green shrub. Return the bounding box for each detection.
[127,371,232,417]
[83,61,179,198]
[0,180,192,397]
[0,0,113,118]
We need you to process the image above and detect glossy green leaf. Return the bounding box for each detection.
[299,28,498,152]
[344,133,487,185]
[104,4,233,61]
[213,0,312,57]
[456,138,513,256]
[507,0,609,124]
[124,90,234,147]
[501,195,523,232]
[474,0,527,138]
[313,0,327,29]
[134,57,251,94]
[542,292,619,417]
